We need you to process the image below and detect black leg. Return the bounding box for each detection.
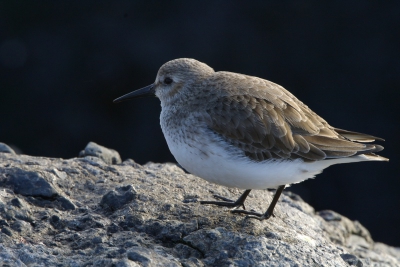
[200,190,251,210]
[231,185,286,220]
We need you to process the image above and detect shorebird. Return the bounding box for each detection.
[114,58,388,220]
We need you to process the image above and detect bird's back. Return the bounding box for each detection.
[198,71,387,162]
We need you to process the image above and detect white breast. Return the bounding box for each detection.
[159,108,372,190]
[161,123,315,189]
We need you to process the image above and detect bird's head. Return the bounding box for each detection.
[113,58,214,105]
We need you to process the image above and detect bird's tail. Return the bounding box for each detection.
[334,127,385,143]
[358,153,389,162]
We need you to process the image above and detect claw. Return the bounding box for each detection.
[212,195,235,202]
[231,209,273,221]
[200,190,251,210]
[200,197,245,210]
[200,186,285,221]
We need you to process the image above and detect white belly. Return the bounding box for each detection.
[162,127,323,189]
[160,111,374,190]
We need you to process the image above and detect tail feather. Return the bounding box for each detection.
[334,128,385,142]
[361,153,389,162]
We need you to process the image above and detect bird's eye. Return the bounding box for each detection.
[164,77,173,85]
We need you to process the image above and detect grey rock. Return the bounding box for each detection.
[107,222,120,233]
[49,214,65,229]
[10,220,32,234]
[0,145,399,266]
[10,197,26,208]
[2,167,78,212]
[114,259,141,267]
[4,168,58,198]
[127,247,181,267]
[92,258,114,266]
[0,191,35,232]
[79,141,122,164]
[56,195,76,210]
[92,235,104,244]
[173,243,203,259]
[0,245,26,267]
[341,253,364,266]
[0,219,9,227]
[1,226,13,237]
[100,184,137,211]
[66,213,107,231]
[0,142,16,154]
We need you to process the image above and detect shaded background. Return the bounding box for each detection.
[1,1,399,246]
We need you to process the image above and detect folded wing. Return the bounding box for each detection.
[205,75,384,162]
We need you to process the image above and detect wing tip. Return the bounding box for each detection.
[362,153,389,162]
[334,127,385,143]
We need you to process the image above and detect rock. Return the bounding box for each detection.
[100,185,137,211]
[1,167,77,212]
[10,220,32,234]
[79,141,121,164]
[0,142,16,154]
[0,143,399,266]
[127,247,181,267]
[1,226,13,237]
[56,195,76,210]
[49,214,65,229]
[340,253,364,266]
[4,168,58,198]
[0,245,25,266]
[10,198,26,209]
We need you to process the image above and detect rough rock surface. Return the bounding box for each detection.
[0,143,399,267]
[0,143,15,154]
[79,142,121,165]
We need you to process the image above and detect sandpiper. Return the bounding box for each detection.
[114,58,388,220]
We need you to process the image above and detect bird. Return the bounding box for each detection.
[114,58,388,220]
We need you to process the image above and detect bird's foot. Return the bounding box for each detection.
[231,209,274,221]
[200,195,246,210]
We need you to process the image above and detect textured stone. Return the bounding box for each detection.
[127,247,181,267]
[100,184,137,211]
[341,253,364,266]
[0,145,398,266]
[0,142,16,154]
[56,195,76,210]
[4,168,58,198]
[79,141,121,164]
[10,220,32,234]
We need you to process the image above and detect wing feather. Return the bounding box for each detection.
[204,73,384,162]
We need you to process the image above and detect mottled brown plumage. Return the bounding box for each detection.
[203,72,383,162]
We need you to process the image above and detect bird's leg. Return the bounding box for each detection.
[231,185,286,220]
[200,189,251,210]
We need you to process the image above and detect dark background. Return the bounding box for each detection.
[1,1,399,246]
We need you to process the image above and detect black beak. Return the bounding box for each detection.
[113,84,156,103]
